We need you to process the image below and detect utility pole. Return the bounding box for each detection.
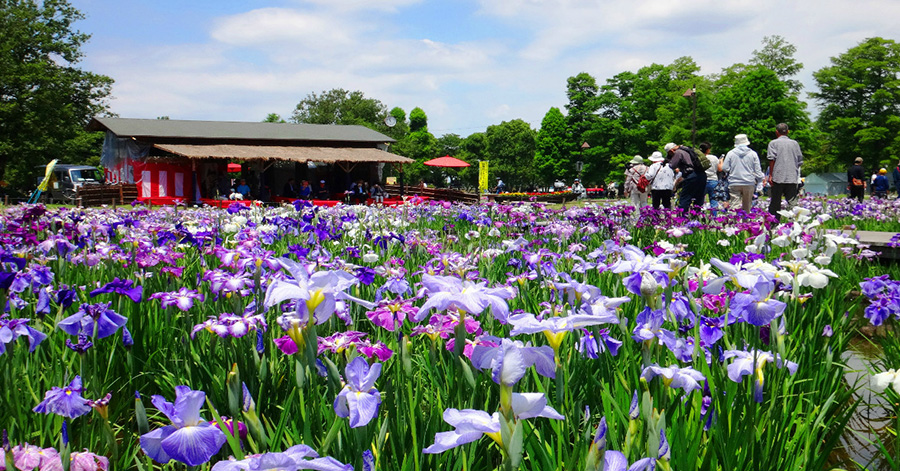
[683,85,697,146]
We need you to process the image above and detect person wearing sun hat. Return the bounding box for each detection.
[624,155,649,208]
[719,134,764,214]
[645,151,675,209]
[873,168,890,199]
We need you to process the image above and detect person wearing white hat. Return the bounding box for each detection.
[624,155,649,209]
[719,134,764,213]
[645,151,675,209]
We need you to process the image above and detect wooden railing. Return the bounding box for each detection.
[76,184,139,207]
[383,185,480,204]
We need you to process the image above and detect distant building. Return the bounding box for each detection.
[88,117,408,203]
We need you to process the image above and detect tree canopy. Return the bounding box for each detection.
[0,0,113,191]
[812,37,900,170]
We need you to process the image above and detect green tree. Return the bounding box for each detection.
[750,35,803,94]
[409,107,428,133]
[484,119,536,189]
[710,66,811,159]
[0,0,113,191]
[811,37,900,170]
[534,107,572,185]
[263,113,286,123]
[291,88,389,132]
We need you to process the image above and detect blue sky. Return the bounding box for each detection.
[71,0,900,137]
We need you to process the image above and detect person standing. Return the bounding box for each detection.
[873,168,890,198]
[665,143,707,212]
[847,157,866,202]
[766,123,803,216]
[624,155,649,208]
[646,151,674,210]
[892,160,900,198]
[700,142,719,209]
[719,134,764,214]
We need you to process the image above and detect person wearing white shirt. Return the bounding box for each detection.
[645,151,675,209]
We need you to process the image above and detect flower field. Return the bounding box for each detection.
[1,197,900,471]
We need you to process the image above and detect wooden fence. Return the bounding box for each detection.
[76,184,139,207]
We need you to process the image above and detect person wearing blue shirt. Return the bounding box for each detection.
[873,168,890,199]
[298,180,312,199]
[236,179,251,199]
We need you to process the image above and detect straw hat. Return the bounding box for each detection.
[630,155,645,165]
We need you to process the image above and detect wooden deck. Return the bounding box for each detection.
[843,230,900,260]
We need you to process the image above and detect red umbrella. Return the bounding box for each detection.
[424,155,470,168]
[227,163,241,173]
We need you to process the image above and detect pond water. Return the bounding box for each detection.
[830,337,895,470]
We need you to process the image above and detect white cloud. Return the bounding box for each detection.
[82,0,900,136]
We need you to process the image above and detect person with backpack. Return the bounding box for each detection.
[847,157,866,202]
[719,134,764,214]
[665,143,708,212]
[624,155,649,209]
[645,151,675,210]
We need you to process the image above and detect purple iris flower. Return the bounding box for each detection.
[58,303,128,339]
[699,315,725,347]
[609,245,673,296]
[423,392,563,454]
[0,315,47,356]
[265,258,369,327]
[33,376,91,419]
[603,451,656,471]
[723,349,798,403]
[701,258,765,295]
[728,280,786,326]
[139,386,227,466]
[508,308,619,340]
[89,277,143,303]
[470,338,556,386]
[576,328,622,359]
[414,274,515,323]
[640,364,706,396]
[334,357,382,428]
[210,444,353,471]
[150,287,205,311]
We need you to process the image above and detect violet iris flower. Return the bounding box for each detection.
[609,245,673,296]
[470,338,556,386]
[334,357,382,428]
[150,288,205,311]
[423,393,563,454]
[33,376,91,419]
[728,279,786,326]
[508,308,619,353]
[602,451,656,471]
[577,328,622,359]
[89,277,143,303]
[210,444,352,471]
[139,386,227,466]
[264,258,369,327]
[723,349,798,403]
[414,274,515,323]
[58,303,127,339]
[640,364,706,396]
[0,315,47,356]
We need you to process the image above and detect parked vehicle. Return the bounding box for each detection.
[35,164,105,203]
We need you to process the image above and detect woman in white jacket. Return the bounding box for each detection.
[645,151,675,209]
